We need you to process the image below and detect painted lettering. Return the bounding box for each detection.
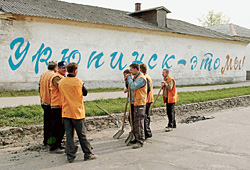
[87,51,104,69]
[214,58,220,70]
[110,52,127,70]
[178,59,187,66]
[190,56,198,70]
[162,54,175,69]
[8,37,30,71]
[132,51,144,64]
[148,54,157,69]
[32,44,52,74]
[200,53,213,71]
[221,55,245,74]
[61,49,81,64]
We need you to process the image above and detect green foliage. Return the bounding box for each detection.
[88,88,124,93]
[0,88,124,97]
[0,89,39,97]
[198,10,230,26]
[0,105,43,127]
[1,82,235,98]
[0,86,250,127]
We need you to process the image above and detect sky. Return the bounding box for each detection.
[61,0,250,29]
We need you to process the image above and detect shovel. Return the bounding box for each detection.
[113,94,129,139]
[125,86,135,145]
[150,87,162,114]
[96,104,121,128]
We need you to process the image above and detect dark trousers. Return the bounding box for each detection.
[50,108,65,150]
[128,104,134,127]
[41,105,52,145]
[144,103,152,137]
[166,102,176,128]
[63,118,92,160]
[133,105,145,144]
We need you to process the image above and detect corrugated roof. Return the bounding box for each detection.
[208,24,250,39]
[167,19,243,41]
[0,0,246,42]
[0,0,165,31]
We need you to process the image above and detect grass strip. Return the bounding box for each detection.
[0,86,250,127]
[0,82,236,97]
[0,88,125,98]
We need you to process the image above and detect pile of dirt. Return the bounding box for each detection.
[180,115,214,124]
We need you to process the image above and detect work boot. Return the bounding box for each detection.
[165,127,172,132]
[127,140,137,146]
[84,154,98,161]
[58,145,65,150]
[50,148,64,154]
[132,142,143,149]
[145,134,152,139]
[68,155,76,163]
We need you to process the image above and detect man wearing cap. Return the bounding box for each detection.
[161,69,179,132]
[140,63,153,139]
[49,61,67,153]
[124,63,147,149]
[39,61,58,146]
[59,62,97,163]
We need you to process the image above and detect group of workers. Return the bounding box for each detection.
[123,63,179,149]
[39,61,97,163]
[39,60,178,163]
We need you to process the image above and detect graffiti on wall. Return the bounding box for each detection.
[221,55,246,74]
[8,37,246,74]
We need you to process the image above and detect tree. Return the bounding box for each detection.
[198,10,230,27]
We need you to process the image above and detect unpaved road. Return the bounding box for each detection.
[1,106,250,170]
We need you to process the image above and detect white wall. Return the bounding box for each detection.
[0,18,248,90]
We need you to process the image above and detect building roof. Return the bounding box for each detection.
[207,23,250,39]
[166,19,242,41]
[0,0,247,43]
[129,6,171,14]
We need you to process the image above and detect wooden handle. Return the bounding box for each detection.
[121,94,129,129]
[128,86,133,131]
[96,104,115,119]
[150,87,162,113]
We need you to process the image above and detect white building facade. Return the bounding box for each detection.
[0,1,248,90]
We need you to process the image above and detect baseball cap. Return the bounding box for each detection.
[58,61,68,68]
[48,61,57,67]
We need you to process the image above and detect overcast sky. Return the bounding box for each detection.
[61,0,250,29]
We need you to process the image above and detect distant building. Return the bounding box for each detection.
[0,0,249,90]
[208,24,250,80]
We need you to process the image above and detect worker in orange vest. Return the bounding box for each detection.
[161,69,179,132]
[124,63,147,149]
[39,61,58,146]
[58,62,97,163]
[49,61,67,153]
[140,63,154,139]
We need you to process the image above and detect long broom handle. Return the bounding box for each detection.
[121,94,129,129]
[150,87,162,113]
[96,104,116,119]
[128,86,133,131]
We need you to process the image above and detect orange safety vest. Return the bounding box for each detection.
[39,70,54,104]
[145,74,154,103]
[134,73,147,106]
[163,76,179,103]
[50,72,64,107]
[58,77,85,119]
